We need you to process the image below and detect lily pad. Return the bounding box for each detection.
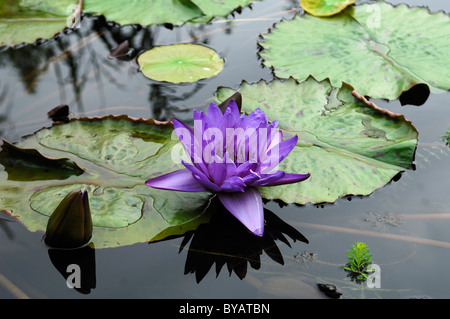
[300,0,356,17]
[259,2,450,100]
[213,77,418,204]
[82,0,261,26]
[0,0,79,47]
[138,44,224,84]
[0,115,212,248]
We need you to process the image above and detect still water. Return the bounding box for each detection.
[0,0,449,298]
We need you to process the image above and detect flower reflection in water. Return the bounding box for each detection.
[177,198,308,283]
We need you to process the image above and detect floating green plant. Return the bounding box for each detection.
[342,242,374,282]
[442,128,450,147]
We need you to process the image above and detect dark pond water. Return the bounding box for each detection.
[0,0,449,299]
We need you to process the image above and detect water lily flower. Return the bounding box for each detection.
[44,190,93,248]
[145,101,310,236]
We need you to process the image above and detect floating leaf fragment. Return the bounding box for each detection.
[48,104,70,122]
[107,40,135,61]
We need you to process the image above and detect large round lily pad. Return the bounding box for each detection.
[0,115,212,248]
[138,44,224,83]
[213,77,418,204]
[259,2,450,100]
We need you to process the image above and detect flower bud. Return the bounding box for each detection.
[44,190,93,249]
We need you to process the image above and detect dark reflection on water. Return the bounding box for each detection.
[48,245,96,294]
[175,198,308,283]
[43,198,309,295]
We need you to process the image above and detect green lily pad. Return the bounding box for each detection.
[259,2,450,100]
[0,115,212,248]
[213,77,418,204]
[138,44,224,84]
[0,0,79,47]
[82,0,261,26]
[300,0,356,17]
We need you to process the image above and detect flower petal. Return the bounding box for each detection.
[242,169,260,185]
[236,162,258,176]
[218,188,264,236]
[240,108,267,130]
[276,135,298,163]
[206,102,223,125]
[173,119,194,159]
[250,170,285,186]
[145,169,207,192]
[223,100,240,123]
[207,161,227,185]
[260,135,298,173]
[182,160,220,193]
[219,176,246,192]
[260,172,310,187]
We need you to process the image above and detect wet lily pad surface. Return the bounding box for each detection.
[0,0,79,47]
[138,44,224,83]
[259,2,450,100]
[214,77,418,204]
[0,116,212,248]
[83,0,261,26]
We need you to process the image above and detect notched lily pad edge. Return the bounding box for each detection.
[256,1,450,101]
[82,0,260,28]
[24,113,173,138]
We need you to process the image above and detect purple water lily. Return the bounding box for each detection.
[145,101,310,236]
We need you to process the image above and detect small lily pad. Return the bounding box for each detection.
[138,44,224,83]
[300,0,356,17]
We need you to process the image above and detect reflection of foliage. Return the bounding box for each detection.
[0,14,218,128]
[342,242,374,283]
[178,198,308,283]
[442,128,450,147]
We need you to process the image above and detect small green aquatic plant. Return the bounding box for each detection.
[442,128,450,146]
[343,242,374,282]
